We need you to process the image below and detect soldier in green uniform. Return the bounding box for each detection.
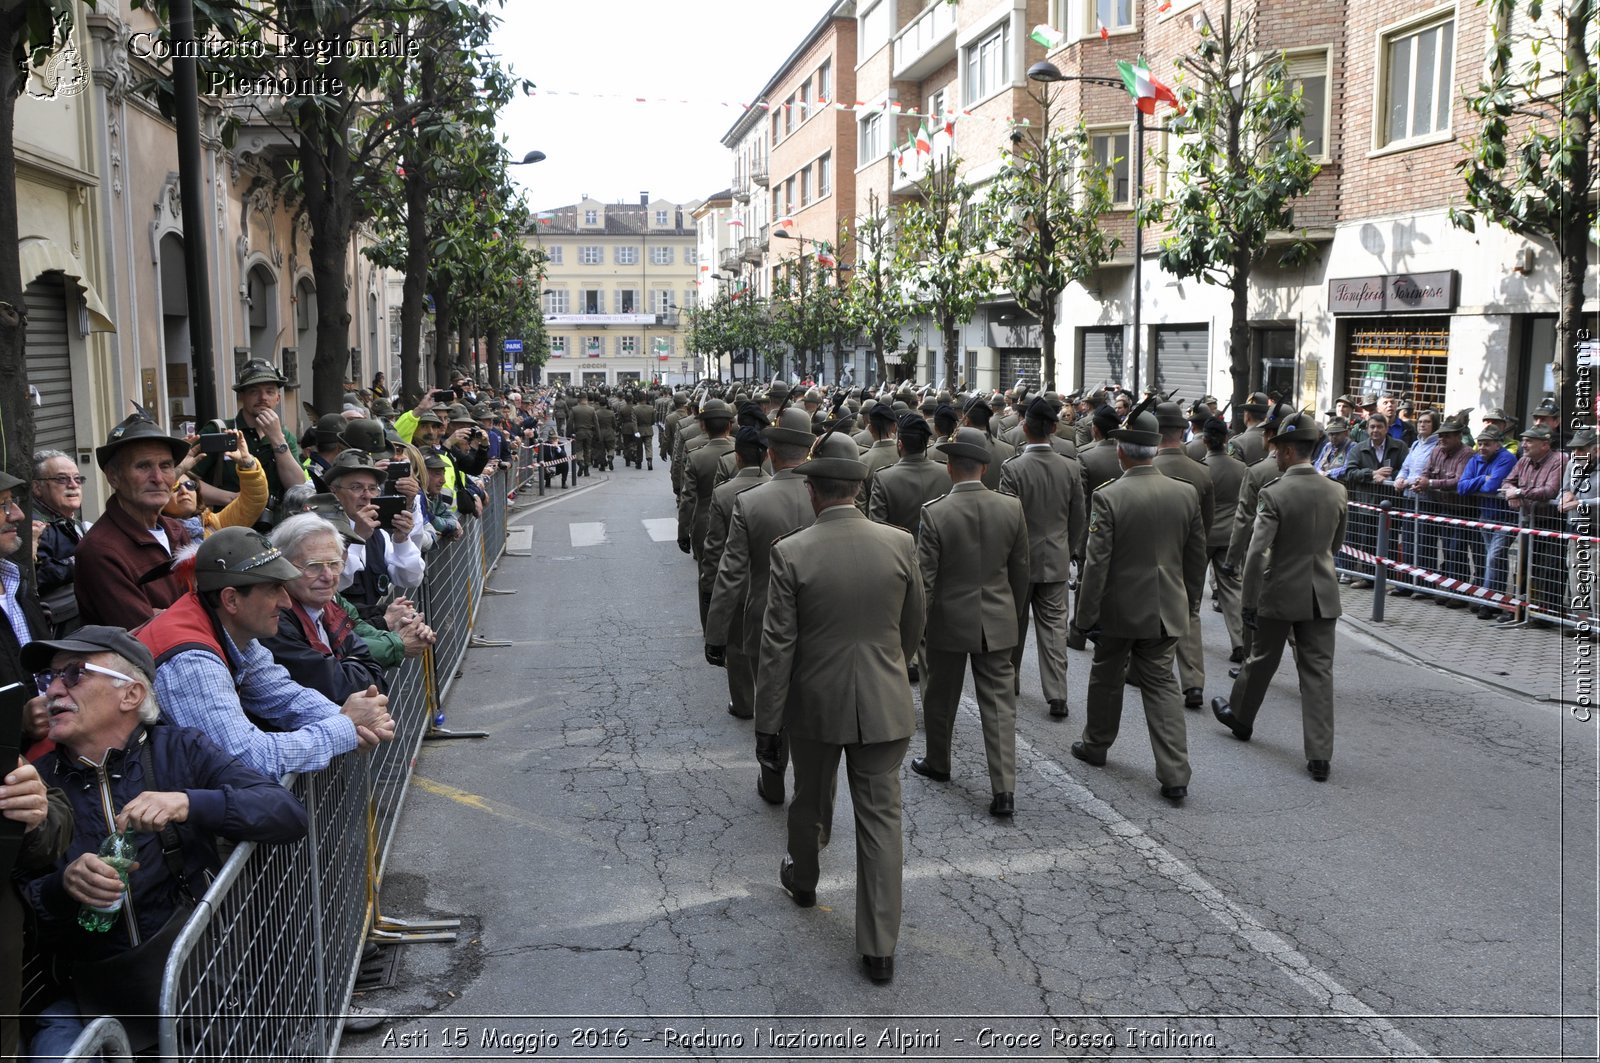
[632,392,657,470]
[867,413,948,537]
[594,392,617,471]
[1228,393,1271,464]
[191,359,309,529]
[678,399,734,576]
[1153,402,1216,709]
[858,403,900,511]
[754,431,924,984]
[1211,413,1347,782]
[1222,403,1290,670]
[1201,418,1249,662]
[701,426,770,718]
[1069,411,1208,804]
[960,395,1015,491]
[914,428,1030,816]
[568,393,598,476]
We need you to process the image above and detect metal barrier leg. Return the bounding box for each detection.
[366,801,461,943]
[1372,500,1391,622]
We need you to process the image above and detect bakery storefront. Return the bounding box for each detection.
[1330,271,1457,412]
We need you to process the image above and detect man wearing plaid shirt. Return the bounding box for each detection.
[138,527,396,778]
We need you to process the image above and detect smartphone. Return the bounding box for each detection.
[384,461,408,488]
[374,494,406,532]
[435,388,457,403]
[200,432,232,455]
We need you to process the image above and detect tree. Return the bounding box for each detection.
[0,0,88,579]
[1136,0,1321,425]
[1450,0,1596,419]
[989,114,1119,391]
[771,246,847,381]
[843,191,912,386]
[896,154,997,387]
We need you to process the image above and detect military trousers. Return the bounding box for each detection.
[574,431,597,471]
[1174,600,1205,692]
[725,644,756,718]
[1229,616,1336,761]
[1081,634,1191,787]
[921,647,1017,794]
[1210,547,1245,652]
[787,735,908,959]
[1012,581,1069,702]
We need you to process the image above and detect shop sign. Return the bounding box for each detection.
[1329,271,1457,314]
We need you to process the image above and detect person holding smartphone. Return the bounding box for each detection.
[321,451,424,623]
[167,429,266,537]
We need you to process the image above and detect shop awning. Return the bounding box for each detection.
[18,236,115,333]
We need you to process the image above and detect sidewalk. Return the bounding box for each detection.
[1336,584,1577,703]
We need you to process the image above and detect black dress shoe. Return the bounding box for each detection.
[906,662,919,683]
[989,792,1014,816]
[1210,697,1252,741]
[780,856,815,907]
[862,954,894,983]
[1048,699,1068,718]
[1228,666,1241,680]
[1160,784,1187,803]
[1307,759,1330,782]
[728,701,754,719]
[757,769,785,805]
[1183,687,1203,710]
[1069,741,1106,767]
[1229,646,1245,664]
[909,756,950,782]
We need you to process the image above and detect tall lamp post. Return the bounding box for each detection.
[1026,61,1143,396]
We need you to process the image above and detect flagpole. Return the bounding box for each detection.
[1132,106,1144,396]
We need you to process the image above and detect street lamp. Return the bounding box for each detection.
[1027,61,1144,396]
[510,150,547,166]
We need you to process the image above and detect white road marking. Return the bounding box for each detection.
[569,522,608,547]
[963,695,1441,1061]
[643,518,679,543]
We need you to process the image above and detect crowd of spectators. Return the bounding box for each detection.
[1,363,544,1057]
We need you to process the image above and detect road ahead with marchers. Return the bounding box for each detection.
[341,462,1596,1063]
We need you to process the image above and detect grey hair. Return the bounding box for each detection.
[101,652,160,724]
[280,482,319,513]
[31,449,71,477]
[1117,442,1159,461]
[270,513,345,559]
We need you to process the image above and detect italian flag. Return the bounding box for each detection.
[815,250,837,268]
[1117,59,1183,114]
[914,122,931,154]
[1029,24,1065,49]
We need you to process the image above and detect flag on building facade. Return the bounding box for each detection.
[914,122,931,154]
[1116,58,1183,114]
[1029,24,1065,49]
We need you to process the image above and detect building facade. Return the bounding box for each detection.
[529,195,699,388]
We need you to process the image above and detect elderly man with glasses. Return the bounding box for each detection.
[0,471,49,697]
[30,450,91,637]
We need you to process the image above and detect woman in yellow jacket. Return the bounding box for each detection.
[164,428,269,537]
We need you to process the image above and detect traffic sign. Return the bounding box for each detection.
[503,338,524,354]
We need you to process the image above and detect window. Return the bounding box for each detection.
[651,289,673,314]
[771,114,780,146]
[860,111,885,164]
[964,22,1010,105]
[543,289,569,314]
[817,153,831,197]
[655,209,669,225]
[579,245,602,265]
[684,247,697,265]
[584,336,603,357]
[784,95,795,134]
[799,83,811,122]
[583,209,598,225]
[928,88,946,128]
[618,336,639,356]
[1090,129,1132,205]
[650,246,673,265]
[784,176,796,215]
[545,244,563,265]
[1091,0,1134,34]
[615,289,640,314]
[549,336,567,357]
[580,289,603,314]
[860,0,890,56]
[817,60,831,102]
[1281,50,1331,159]
[1380,14,1454,146]
[800,167,812,206]
[616,245,639,265]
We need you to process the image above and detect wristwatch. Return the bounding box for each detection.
[271,442,289,455]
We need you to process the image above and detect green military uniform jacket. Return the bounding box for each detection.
[867,452,949,538]
[1074,465,1207,639]
[1203,449,1248,551]
[700,466,769,600]
[979,434,1016,492]
[1228,424,1267,465]
[1243,464,1347,620]
[705,470,814,656]
[1079,438,1122,499]
[858,438,900,512]
[679,435,734,556]
[998,443,1087,582]
[1225,457,1281,571]
[1154,448,1216,535]
[918,481,1029,653]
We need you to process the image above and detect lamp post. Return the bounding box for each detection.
[1026,61,1143,396]
[509,150,547,167]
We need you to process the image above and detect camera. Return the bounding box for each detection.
[199,432,232,455]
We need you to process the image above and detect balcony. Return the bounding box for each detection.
[893,1,958,81]
[731,169,751,202]
[751,157,769,187]
[719,246,743,272]
[740,236,764,265]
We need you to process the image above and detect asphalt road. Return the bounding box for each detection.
[341,459,1597,1063]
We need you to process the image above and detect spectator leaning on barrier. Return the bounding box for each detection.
[1560,427,1598,622]
[1314,418,1357,478]
[1341,413,1410,488]
[19,625,309,1056]
[136,526,396,778]
[75,413,194,629]
[322,450,425,624]
[1458,426,1519,619]
[30,450,90,638]
[263,514,389,703]
[1414,418,1475,603]
[1505,425,1571,620]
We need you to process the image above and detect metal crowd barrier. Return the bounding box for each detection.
[51,463,524,1063]
[1333,482,1594,630]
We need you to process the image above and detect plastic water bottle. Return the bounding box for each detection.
[77,829,137,932]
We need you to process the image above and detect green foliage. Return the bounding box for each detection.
[770,245,849,379]
[988,115,1119,388]
[843,192,912,383]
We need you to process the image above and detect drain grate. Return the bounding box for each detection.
[353,943,401,990]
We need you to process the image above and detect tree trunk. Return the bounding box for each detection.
[457,315,471,377]
[1040,312,1057,393]
[942,315,959,390]
[0,5,35,580]
[1228,275,1251,432]
[873,346,887,385]
[294,47,357,416]
[486,324,502,390]
[430,282,452,387]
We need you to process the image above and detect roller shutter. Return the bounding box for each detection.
[1153,325,1209,403]
[25,273,75,454]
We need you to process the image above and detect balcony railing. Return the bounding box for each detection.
[740,236,764,264]
[720,246,743,272]
[893,0,958,81]
[751,157,770,187]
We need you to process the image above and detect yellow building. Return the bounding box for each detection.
[525,194,700,388]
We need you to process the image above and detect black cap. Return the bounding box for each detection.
[733,425,768,452]
[896,412,932,440]
[1024,396,1059,424]
[1091,405,1121,435]
[0,470,23,494]
[21,624,156,682]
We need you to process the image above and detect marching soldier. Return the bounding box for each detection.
[632,391,657,470]
[671,396,705,496]
[677,399,734,581]
[1153,402,1215,710]
[959,395,1015,491]
[867,413,948,538]
[1222,403,1290,671]
[914,428,1030,816]
[616,393,641,469]
[568,392,598,476]
[755,431,924,984]
[1201,418,1248,662]
[1212,412,1347,782]
[1228,393,1271,464]
[998,397,1087,718]
[701,426,771,719]
[594,393,617,471]
[705,408,818,804]
[1078,405,1124,501]
[858,403,900,511]
[1070,411,1208,804]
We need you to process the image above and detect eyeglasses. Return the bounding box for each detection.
[334,482,381,496]
[298,558,345,577]
[174,480,199,493]
[34,475,87,487]
[33,661,137,694]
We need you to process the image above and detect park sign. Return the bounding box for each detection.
[503,338,523,354]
